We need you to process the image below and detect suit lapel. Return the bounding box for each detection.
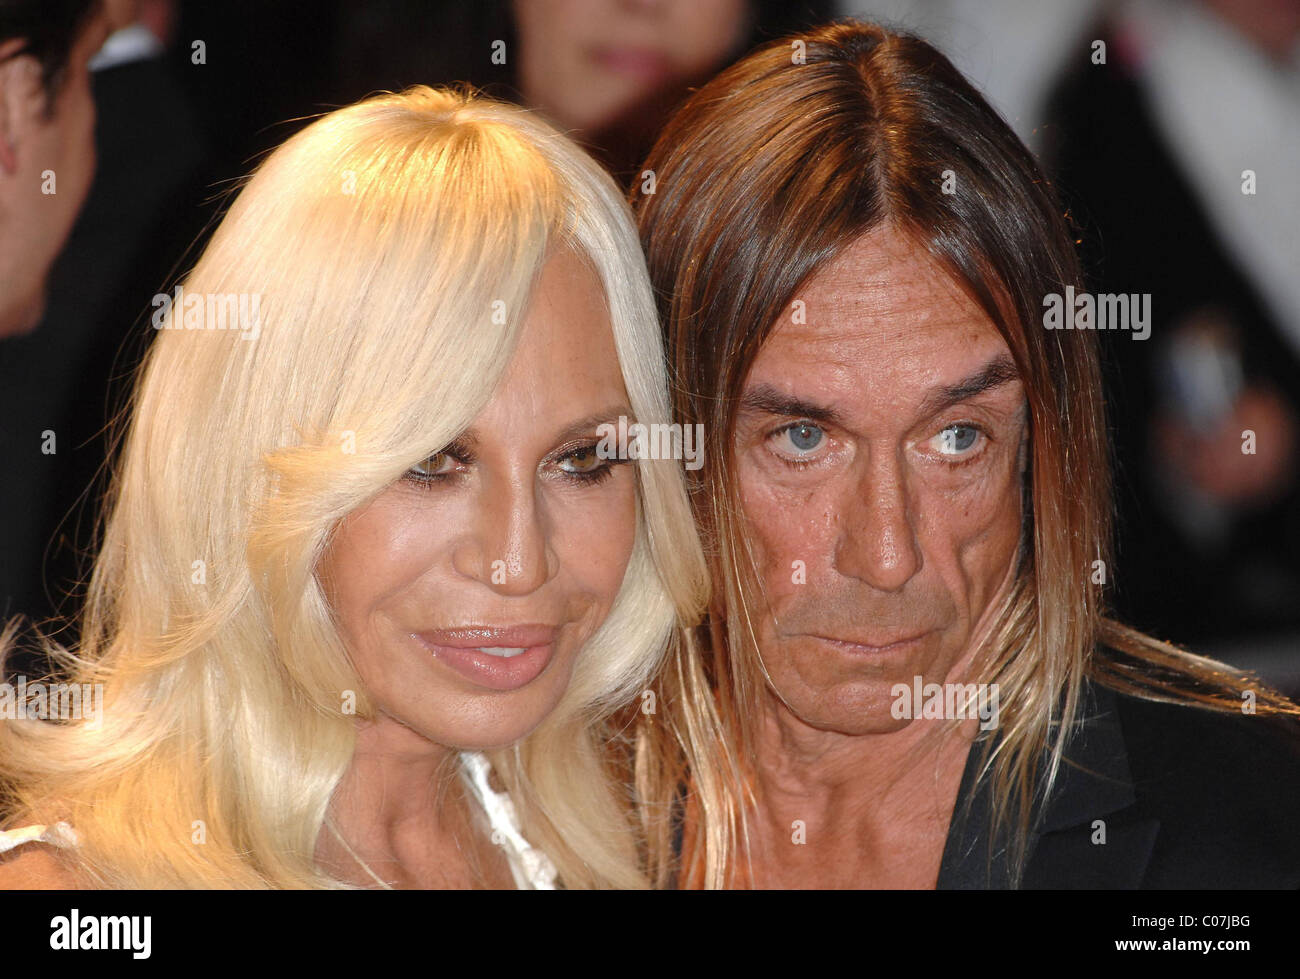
[938,681,1161,888]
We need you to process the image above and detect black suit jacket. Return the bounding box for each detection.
[939,679,1300,888]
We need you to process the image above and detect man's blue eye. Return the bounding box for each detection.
[938,425,979,454]
[784,422,824,453]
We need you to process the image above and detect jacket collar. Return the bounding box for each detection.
[937,679,1159,888]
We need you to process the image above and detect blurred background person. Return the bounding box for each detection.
[0,0,114,657]
[838,0,1104,152]
[332,0,836,180]
[0,0,110,336]
[1044,0,1300,684]
[510,0,754,178]
[0,0,204,666]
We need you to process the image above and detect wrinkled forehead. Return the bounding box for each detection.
[749,231,1017,418]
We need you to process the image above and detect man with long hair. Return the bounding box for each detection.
[634,19,1300,888]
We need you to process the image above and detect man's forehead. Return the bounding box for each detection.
[762,238,1004,375]
[793,230,994,344]
[743,230,1019,420]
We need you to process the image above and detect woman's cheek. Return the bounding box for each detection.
[554,478,637,600]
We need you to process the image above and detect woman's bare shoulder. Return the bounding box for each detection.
[0,844,81,889]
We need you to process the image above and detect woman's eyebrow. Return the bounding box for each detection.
[550,405,636,443]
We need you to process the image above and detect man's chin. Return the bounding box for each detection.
[807,714,917,738]
[776,688,921,738]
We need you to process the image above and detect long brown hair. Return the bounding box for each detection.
[631,19,1299,888]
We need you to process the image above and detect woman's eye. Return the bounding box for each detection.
[772,421,826,456]
[410,451,457,478]
[933,424,981,455]
[557,444,602,474]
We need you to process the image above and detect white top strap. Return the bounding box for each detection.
[0,821,79,854]
[459,752,558,890]
[0,763,558,890]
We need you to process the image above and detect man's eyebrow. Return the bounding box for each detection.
[736,356,1019,428]
[917,354,1020,418]
[738,384,846,427]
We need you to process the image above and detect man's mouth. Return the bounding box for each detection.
[813,632,930,653]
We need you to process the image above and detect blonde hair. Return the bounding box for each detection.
[0,85,708,888]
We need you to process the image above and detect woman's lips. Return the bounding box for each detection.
[414,625,557,691]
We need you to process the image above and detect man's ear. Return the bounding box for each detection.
[0,41,40,176]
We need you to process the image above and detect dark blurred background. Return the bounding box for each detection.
[2,0,1297,694]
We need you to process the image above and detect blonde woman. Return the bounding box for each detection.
[0,85,707,888]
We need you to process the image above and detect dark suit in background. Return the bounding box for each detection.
[1045,29,1300,658]
[0,52,206,667]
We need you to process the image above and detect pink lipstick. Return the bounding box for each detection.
[413,625,557,691]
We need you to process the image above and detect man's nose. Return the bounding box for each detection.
[451,474,554,596]
[832,448,921,591]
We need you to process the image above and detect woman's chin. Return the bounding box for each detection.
[403,707,557,755]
